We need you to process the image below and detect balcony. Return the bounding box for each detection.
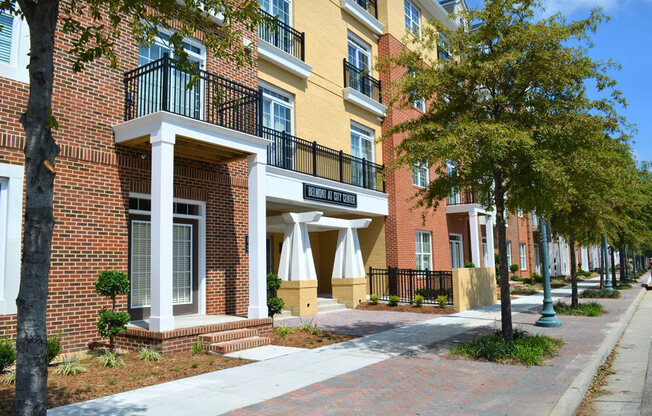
[342,59,387,117]
[447,190,476,206]
[262,126,385,193]
[340,0,383,36]
[258,9,312,79]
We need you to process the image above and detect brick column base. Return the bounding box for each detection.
[331,277,367,309]
[277,280,318,316]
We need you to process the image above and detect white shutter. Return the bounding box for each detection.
[0,13,13,64]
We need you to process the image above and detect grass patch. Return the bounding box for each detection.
[581,288,620,299]
[554,301,605,317]
[450,329,563,366]
[615,282,632,290]
[511,285,538,296]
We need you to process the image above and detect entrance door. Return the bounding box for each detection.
[128,215,199,320]
[449,234,463,269]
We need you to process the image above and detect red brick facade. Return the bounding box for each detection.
[504,213,536,278]
[0,13,258,351]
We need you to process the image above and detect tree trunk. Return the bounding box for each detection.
[610,248,617,288]
[494,170,513,343]
[14,0,61,415]
[599,247,604,289]
[619,246,626,282]
[569,227,578,308]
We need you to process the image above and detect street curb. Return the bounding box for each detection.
[549,277,649,416]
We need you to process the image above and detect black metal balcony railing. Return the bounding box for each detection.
[262,126,385,192]
[124,54,262,137]
[353,0,378,19]
[447,190,476,206]
[258,9,305,61]
[343,59,382,103]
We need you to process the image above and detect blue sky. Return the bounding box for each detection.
[465,0,652,162]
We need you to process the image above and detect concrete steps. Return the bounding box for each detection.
[317,297,347,314]
[200,328,270,354]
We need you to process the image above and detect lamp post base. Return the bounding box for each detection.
[535,315,562,327]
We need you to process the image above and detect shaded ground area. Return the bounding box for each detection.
[274,309,436,336]
[0,351,250,415]
[230,282,642,416]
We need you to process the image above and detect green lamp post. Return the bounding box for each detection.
[602,236,613,290]
[535,218,562,327]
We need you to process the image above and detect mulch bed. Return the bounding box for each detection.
[269,330,356,349]
[356,302,455,314]
[0,351,251,414]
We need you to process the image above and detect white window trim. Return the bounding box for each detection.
[412,162,428,188]
[415,230,433,270]
[259,80,295,136]
[259,0,292,26]
[449,233,464,269]
[350,120,375,162]
[149,28,207,67]
[0,164,24,315]
[128,193,207,315]
[520,242,527,270]
[0,12,29,83]
[404,0,421,38]
[347,30,371,71]
[506,240,512,266]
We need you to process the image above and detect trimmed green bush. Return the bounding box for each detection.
[266,273,284,317]
[464,261,475,268]
[95,270,130,304]
[450,329,563,366]
[266,273,282,293]
[436,295,448,308]
[267,297,285,317]
[509,264,519,278]
[95,270,130,351]
[0,336,16,373]
[414,295,424,307]
[47,330,63,365]
[388,295,400,307]
[369,295,379,305]
[553,301,604,317]
[530,272,543,283]
[97,309,130,350]
[581,288,620,299]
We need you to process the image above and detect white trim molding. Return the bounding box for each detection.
[258,39,312,79]
[342,87,387,117]
[340,0,384,36]
[0,163,24,315]
[0,13,29,84]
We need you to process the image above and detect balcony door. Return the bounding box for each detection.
[347,34,372,96]
[138,32,205,119]
[259,0,293,54]
[450,234,464,269]
[351,123,374,188]
[261,84,294,169]
[446,161,461,204]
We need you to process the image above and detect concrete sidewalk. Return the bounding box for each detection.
[49,276,645,416]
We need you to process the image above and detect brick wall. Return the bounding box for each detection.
[504,213,534,278]
[0,10,257,351]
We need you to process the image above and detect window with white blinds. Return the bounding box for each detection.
[131,221,151,308]
[0,13,13,64]
[173,224,192,304]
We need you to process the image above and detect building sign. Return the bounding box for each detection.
[303,183,357,208]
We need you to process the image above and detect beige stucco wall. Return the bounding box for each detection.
[452,267,497,312]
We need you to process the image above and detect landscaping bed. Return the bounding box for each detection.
[270,325,356,348]
[356,302,455,314]
[0,350,251,414]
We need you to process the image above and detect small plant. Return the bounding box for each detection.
[554,301,604,317]
[369,295,379,305]
[520,277,533,285]
[414,295,424,307]
[47,330,63,365]
[172,364,180,372]
[616,282,632,290]
[511,286,538,296]
[1,371,15,385]
[582,289,621,299]
[55,356,88,376]
[208,359,214,365]
[97,350,124,368]
[276,326,296,339]
[138,347,162,362]
[191,362,199,369]
[509,264,519,280]
[85,383,92,392]
[436,295,448,308]
[464,261,475,268]
[297,321,321,335]
[0,335,16,373]
[191,341,204,355]
[108,379,116,386]
[388,295,400,307]
[267,297,285,317]
[95,270,130,351]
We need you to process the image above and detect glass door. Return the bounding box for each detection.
[450,234,463,269]
[261,85,293,169]
[347,36,371,96]
[351,124,374,187]
[259,0,292,53]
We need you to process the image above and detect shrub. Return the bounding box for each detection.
[450,329,563,366]
[266,273,282,294]
[511,275,522,282]
[436,295,448,308]
[581,289,620,299]
[276,326,295,339]
[267,297,285,317]
[297,322,321,335]
[97,350,124,368]
[388,295,400,307]
[47,331,63,365]
[616,282,632,290]
[0,336,16,373]
[553,301,604,317]
[369,295,379,305]
[55,356,88,376]
[530,272,543,284]
[95,270,130,350]
[1,371,15,385]
[520,278,533,285]
[511,286,538,296]
[138,348,162,362]
[464,261,475,268]
[509,264,519,278]
[191,341,204,355]
[414,295,424,307]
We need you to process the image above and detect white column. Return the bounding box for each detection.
[247,153,268,319]
[277,212,321,281]
[468,210,481,267]
[149,128,175,332]
[485,215,495,267]
[332,226,367,279]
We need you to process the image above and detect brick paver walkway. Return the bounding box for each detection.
[275,310,438,336]
[231,282,644,416]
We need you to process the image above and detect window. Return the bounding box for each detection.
[412,163,428,187]
[347,33,372,97]
[404,0,421,38]
[261,83,294,169]
[447,160,460,204]
[415,231,432,270]
[517,209,524,217]
[258,0,294,54]
[506,241,512,266]
[0,9,29,83]
[438,32,450,60]
[449,234,463,268]
[0,164,23,315]
[520,243,527,270]
[408,70,426,111]
[534,243,540,273]
[532,212,538,228]
[351,123,375,187]
[259,0,290,24]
